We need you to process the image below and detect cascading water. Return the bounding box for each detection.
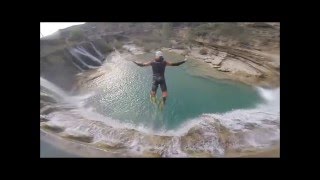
[68,48,98,70]
[68,43,105,71]
[41,77,95,108]
[41,77,68,101]
[90,42,105,60]
[40,50,280,157]
[76,46,102,65]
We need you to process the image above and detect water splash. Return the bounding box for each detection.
[41,77,95,108]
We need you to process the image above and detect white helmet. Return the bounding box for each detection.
[155,51,163,58]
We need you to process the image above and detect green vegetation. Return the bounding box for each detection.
[247,22,274,28]
[93,39,123,52]
[181,49,189,56]
[199,48,208,55]
[112,39,123,49]
[143,42,161,52]
[188,23,253,43]
[162,23,173,39]
[187,22,279,48]
[132,27,173,52]
[41,22,279,57]
[93,39,113,54]
[69,30,85,41]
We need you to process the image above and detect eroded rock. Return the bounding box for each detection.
[61,129,94,143]
[40,105,60,115]
[94,140,126,150]
[41,121,65,133]
[142,150,162,157]
[41,92,58,103]
[40,115,49,122]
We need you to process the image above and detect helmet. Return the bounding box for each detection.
[155,51,163,58]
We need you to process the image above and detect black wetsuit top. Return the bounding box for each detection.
[151,58,166,77]
[133,57,186,92]
[151,57,167,92]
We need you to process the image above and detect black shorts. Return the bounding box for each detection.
[152,76,167,92]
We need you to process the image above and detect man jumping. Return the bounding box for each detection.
[133,51,187,107]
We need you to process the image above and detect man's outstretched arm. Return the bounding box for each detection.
[133,61,152,67]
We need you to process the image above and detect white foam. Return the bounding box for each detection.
[257,87,279,102]
[45,78,279,140]
[41,77,68,98]
[173,87,279,134]
[42,72,280,151]
[41,77,96,108]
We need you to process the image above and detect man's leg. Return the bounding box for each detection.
[160,80,168,105]
[162,91,168,104]
[150,80,158,103]
[150,91,157,102]
[150,90,156,97]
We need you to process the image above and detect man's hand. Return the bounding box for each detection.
[133,61,151,67]
[133,61,142,67]
[132,61,141,66]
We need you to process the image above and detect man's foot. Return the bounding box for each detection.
[150,94,157,104]
[159,99,165,110]
[158,97,166,110]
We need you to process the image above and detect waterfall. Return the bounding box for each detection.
[73,47,102,66]
[90,42,105,61]
[41,77,68,99]
[41,77,95,106]
[68,48,100,70]
[67,41,108,71]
